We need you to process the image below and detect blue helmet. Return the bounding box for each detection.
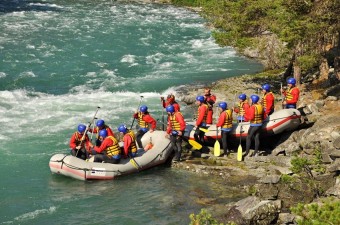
[118,124,128,133]
[166,105,175,113]
[196,95,205,103]
[250,95,260,103]
[262,84,270,91]
[287,77,296,85]
[218,102,227,110]
[239,94,246,101]
[78,124,86,133]
[140,105,148,113]
[96,119,105,127]
[99,129,108,138]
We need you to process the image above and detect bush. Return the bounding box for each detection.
[291,197,340,225]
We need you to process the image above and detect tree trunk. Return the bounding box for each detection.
[293,61,301,86]
[319,58,329,81]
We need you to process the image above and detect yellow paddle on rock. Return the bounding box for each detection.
[213,128,220,156]
[237,119,243,161]
[214,105,221,156]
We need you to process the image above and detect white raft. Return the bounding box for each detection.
[49,131,171,181]
[185,108,301,142]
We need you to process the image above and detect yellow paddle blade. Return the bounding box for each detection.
[237,144,243,161]
[188,139,202,150]
[199,127,209,133]
[214,141,220,157]
[130,158,139,170]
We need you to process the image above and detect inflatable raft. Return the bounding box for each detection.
[49,131,172,181]
[184,108,301,142]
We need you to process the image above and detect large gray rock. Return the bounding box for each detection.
[325,177,340,197]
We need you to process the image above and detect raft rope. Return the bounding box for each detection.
[50,157,122,174]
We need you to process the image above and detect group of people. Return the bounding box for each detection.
[69,106,157,164]
[69,77,300,163]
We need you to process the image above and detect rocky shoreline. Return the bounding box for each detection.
[173,72,340,224]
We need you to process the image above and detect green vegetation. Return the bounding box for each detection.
[280,174,295,183]
[172,0,340,83]
[189,209,221,225]
[291,157,310,174]
[189,208,237,225]
[291,197,340,225]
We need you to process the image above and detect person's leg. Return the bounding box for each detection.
[253,126,261,155]
[174,136,183,161]
[221,131,228,155]
[136,130,145,149]
[245,126,255,156]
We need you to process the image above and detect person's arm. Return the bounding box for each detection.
[265,94,274,113]
[216,112,225,128]
[93,138,112,153]
[144,114,157,130]
[196,105,206,126]
[173,102,180,112]
[166,117,172,134]
[106,127,114,137]
[123,135,132,157]
[133,113,138,119]
[69,134,77,149]
[244,105,255,121]
[207,95,216,105]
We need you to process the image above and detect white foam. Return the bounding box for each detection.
[0,72,6,78]
[13,206,57,222]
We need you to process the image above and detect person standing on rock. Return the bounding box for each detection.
[161,94,180,112]
[203,88,216,124]
[216,101,233,156]
[281,77,300,109]
[244,95,264,157]
[233,94,250,122]
[165,105,186,162]
[194,95,209,145]
[260,84,275,119]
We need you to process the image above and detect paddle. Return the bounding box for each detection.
[213,128,220,156]
[90,117,98,142]
[77,106,100,156]
[237,118,243,161]
[280,82,285,109]
[188,139,202,150]
[130,96,144,130]
[214,105,220,156]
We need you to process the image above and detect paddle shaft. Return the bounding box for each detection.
[130,96,144,130]
[76,107,100,156]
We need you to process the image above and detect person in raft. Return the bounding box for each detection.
[233,93,250,122]
[161,93,180,112]
[118,124,138,158]
[194,95,209,145]
[69,124,91,160]
[133,105,157,150]
[216,102,233,156]
[281,77,300,109]
[203,88,216,124]
[88,119,114,147]
[165,105,186,162]
[89,129,121,164]
[260,84,275,119]
[244,95,264,158]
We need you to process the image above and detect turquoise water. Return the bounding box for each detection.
[0,0,262,224]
